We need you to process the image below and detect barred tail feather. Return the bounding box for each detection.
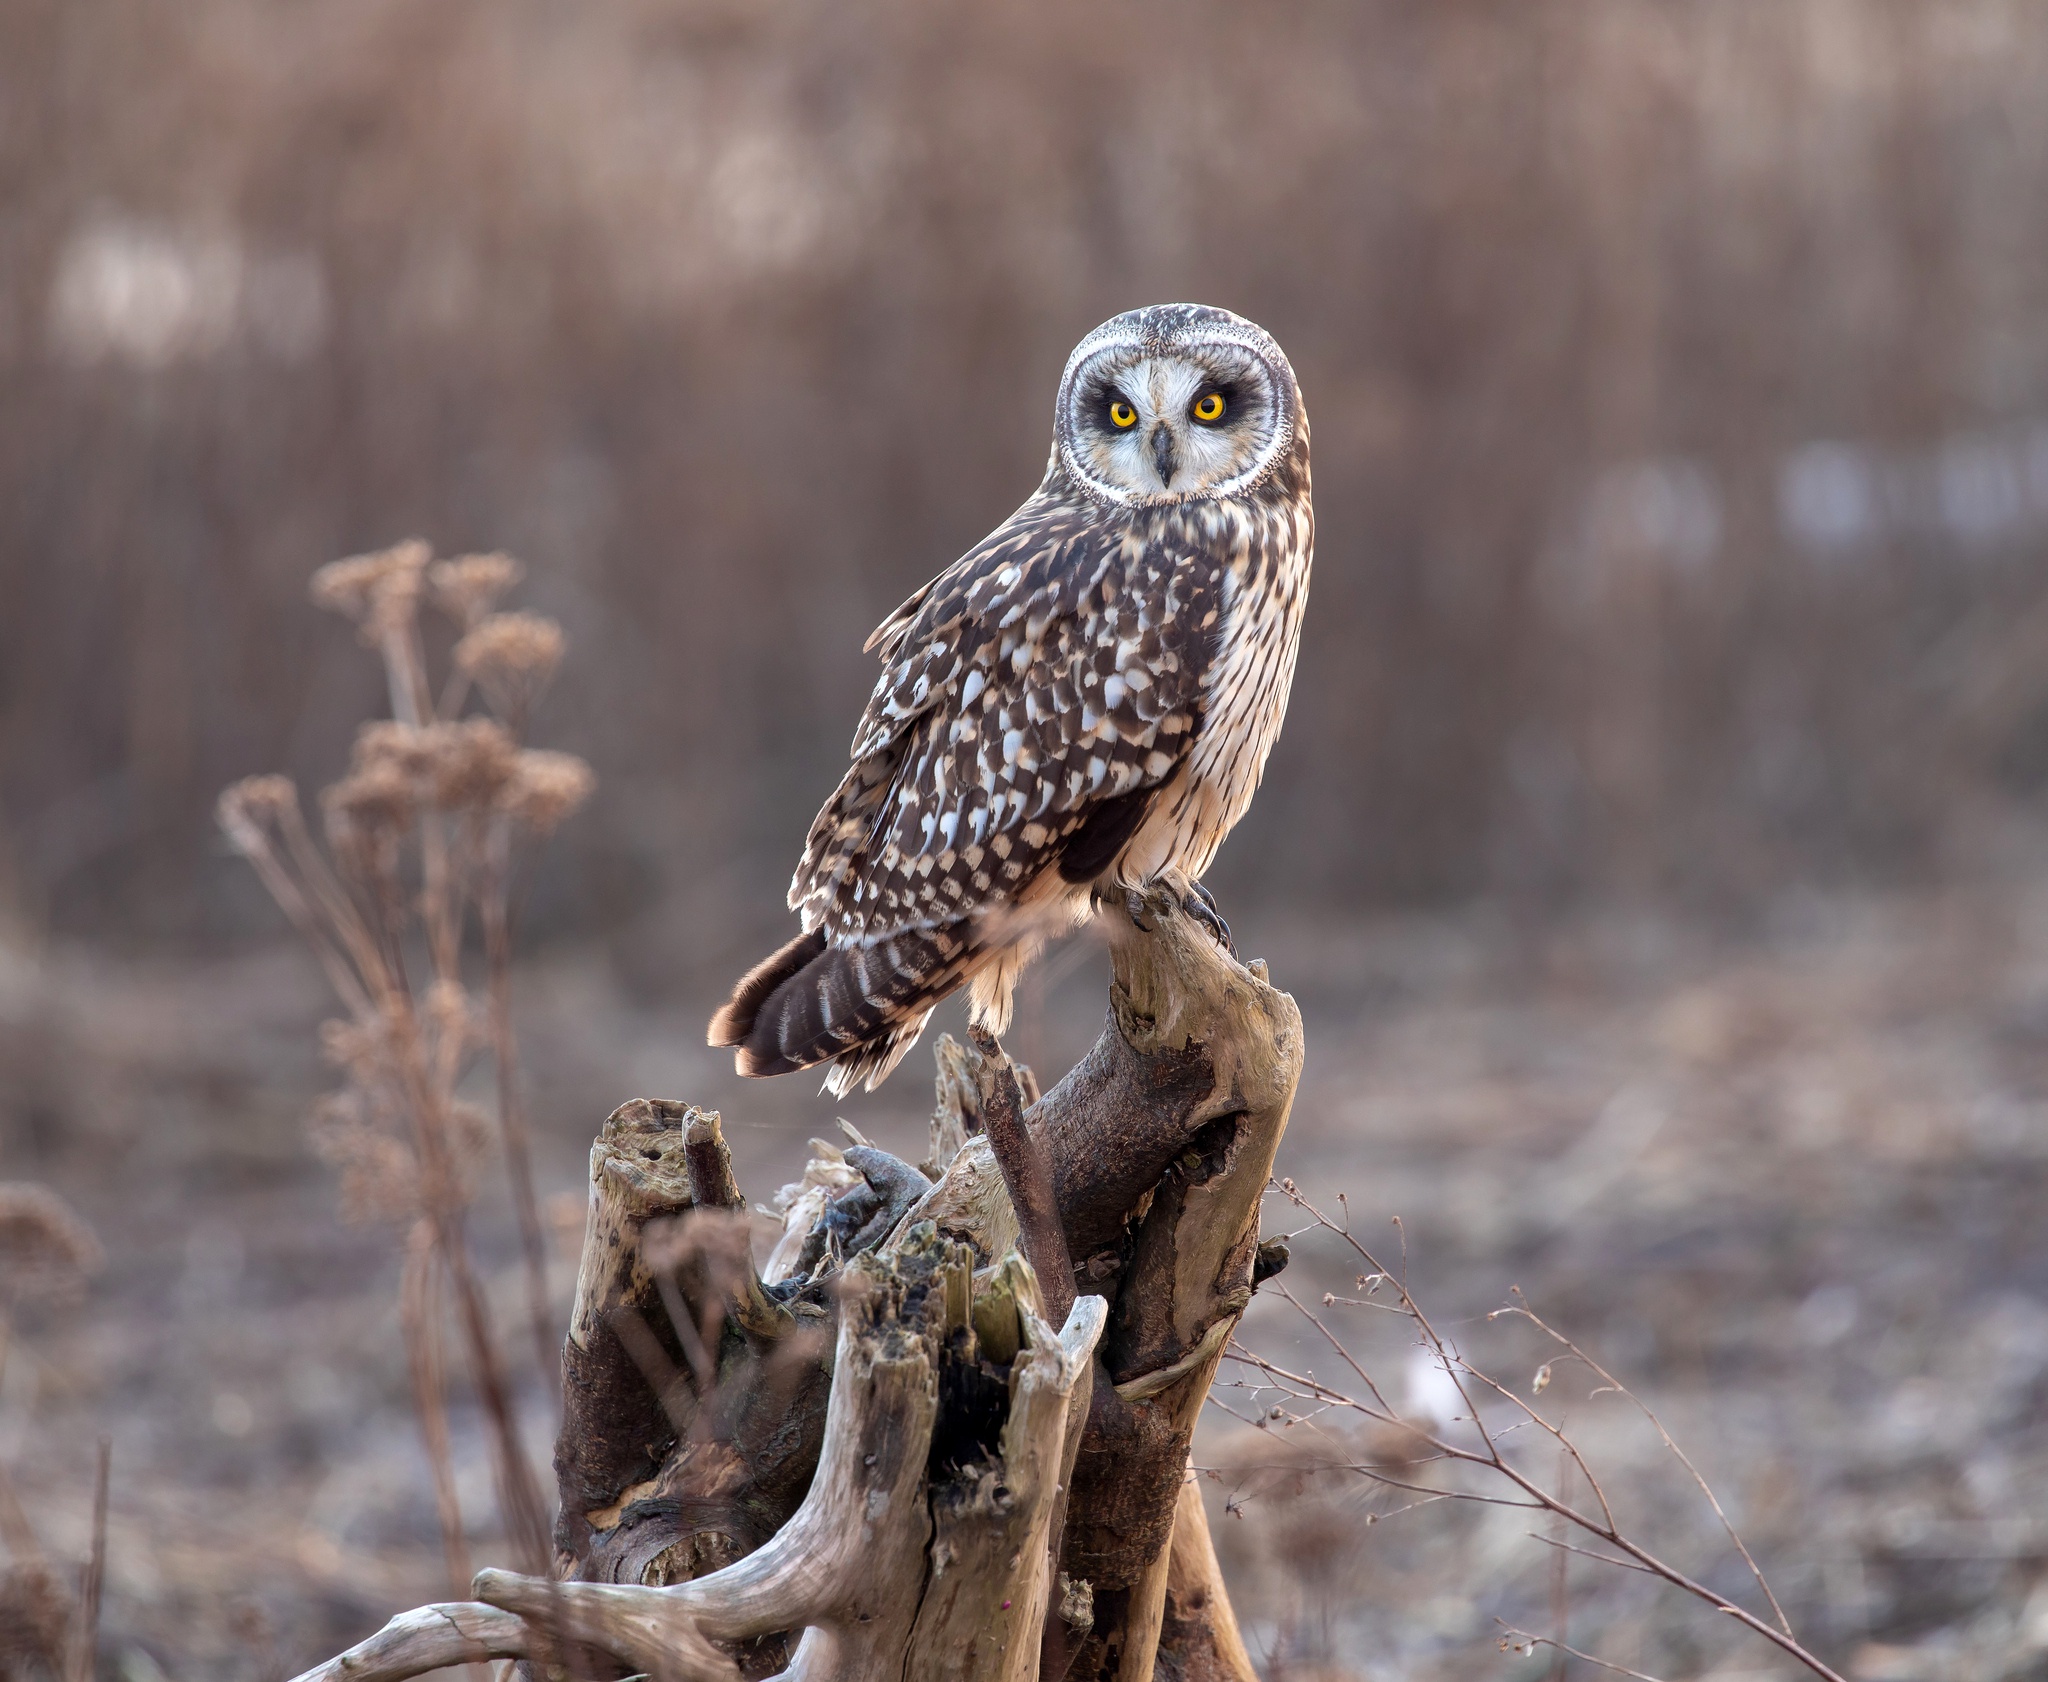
[817,1010,936,1098]
[709,924,978,1094]
[707,928,828,1050]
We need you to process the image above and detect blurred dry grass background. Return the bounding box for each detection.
[4,1,2048,1677]
[11,0,2048,955]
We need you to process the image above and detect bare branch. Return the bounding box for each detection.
[1494,1296,1795,1639]
[283,1604,533,1682]
[1228,1188,1850,1682]
[1497,1625,1670,1682]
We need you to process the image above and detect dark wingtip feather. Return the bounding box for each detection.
[735,1042,809,1078]
[708,928,828,1049]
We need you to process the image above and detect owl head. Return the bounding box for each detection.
[1053,304,1303,508]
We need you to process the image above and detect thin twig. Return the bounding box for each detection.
[1528,1531,1659,1579]
[401,1221,473,1598]
[1494,1297,1795,1639]
[481,821,557,1391]
[70,1438,109,1682]
[1498,1625,1668,1682]
[1225,1184,1851,1682]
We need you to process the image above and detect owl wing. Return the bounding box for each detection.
[792,489,1224,939]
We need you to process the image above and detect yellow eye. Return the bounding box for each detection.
[1109,400,1137,429]
[1193,391,1226,423]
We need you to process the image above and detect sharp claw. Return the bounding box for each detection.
[1125,886,1153,931]
[1180,882,1234,953]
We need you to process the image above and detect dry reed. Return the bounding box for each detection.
[218,540,593,1589]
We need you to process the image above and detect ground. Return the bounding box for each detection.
[4,866,2047,1680]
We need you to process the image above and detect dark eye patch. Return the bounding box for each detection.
[1088,384,1138,433]
[1190,381,1242,425]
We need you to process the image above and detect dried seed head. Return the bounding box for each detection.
[0,1561,74,1669]
[498,749,594,834]
[0,1182,104,1303]
[449,1099,495,1166]
[311,539,431,641]
[322,758,418,846]
[455,612,565,720]
[343,718,517,814]
[424,978,483,1054]
[217,774,301,855]
[319,1017,386,1085]
[429,552,525,629]
[310,1093,422,1225]
[350,720,434,780]
[420,718,519,810]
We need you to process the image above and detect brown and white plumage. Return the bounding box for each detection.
[710,304,1314,1095]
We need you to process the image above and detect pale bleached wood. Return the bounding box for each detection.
[886,1133,1020,1265]
[902,1271,1104,1681]
[283,1604,531,1682]
[482,1241,937,1673]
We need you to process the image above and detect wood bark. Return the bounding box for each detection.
[286,880,1298,1682]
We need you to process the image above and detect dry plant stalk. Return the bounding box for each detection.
[1211,1185,1848,1682]
[0,1185,108,1682]
[218,539,593,1584]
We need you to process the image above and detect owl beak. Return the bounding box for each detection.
[1151,424,1178,489]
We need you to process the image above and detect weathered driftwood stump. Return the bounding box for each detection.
[288,879,1300,1682]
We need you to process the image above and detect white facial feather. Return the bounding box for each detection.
[1053,307,1299,507]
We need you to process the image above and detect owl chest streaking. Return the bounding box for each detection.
[711,303,1314,1096]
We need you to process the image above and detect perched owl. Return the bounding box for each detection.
[710,303,1313,1095]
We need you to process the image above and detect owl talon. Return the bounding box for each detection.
[1124,885,1156,933]
[1182,881,1234,953]
[822,1145,934,1256]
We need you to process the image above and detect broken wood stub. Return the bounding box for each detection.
[554,1098,831,1608]
[969,1021,1077,1333]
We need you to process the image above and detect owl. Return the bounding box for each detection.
[710,303,1313,1095]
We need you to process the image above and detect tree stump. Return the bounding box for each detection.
[287,879,1299,1682]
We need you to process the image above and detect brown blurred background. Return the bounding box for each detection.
[11,0,2048,958]
[5,2,2048,1678]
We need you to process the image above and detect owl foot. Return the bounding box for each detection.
[1118,878,1234,952]
[814,1145,934,1263]
[1182,880,1234,953]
